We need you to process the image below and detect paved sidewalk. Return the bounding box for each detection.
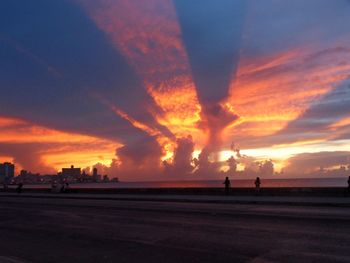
[1,192,350,207]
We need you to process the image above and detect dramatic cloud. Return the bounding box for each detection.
[225,0,350,149]
[0,143,56,174]
[174,0,246,104]
[0,0,167,144]
[78,0,202,142]
[228,50,350,148]
[0,116,119,173]
[163,135,195,177]
[0,0,350,179]
[174,0,245,152]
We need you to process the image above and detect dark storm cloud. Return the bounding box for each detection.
[174,0,246,104]
[0,0,171,144]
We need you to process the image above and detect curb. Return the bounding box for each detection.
[1,193,350,207]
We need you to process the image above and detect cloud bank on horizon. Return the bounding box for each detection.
[0,0,350,179]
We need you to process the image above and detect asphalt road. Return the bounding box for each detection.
[1,197,350,263]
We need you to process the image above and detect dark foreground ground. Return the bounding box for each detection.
[4,186,350,197]
[1,196,350,263]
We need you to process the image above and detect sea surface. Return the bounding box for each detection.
[17,177,349,189]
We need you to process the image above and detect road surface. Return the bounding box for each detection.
[0,196,350,263]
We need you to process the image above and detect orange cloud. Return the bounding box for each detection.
[110,106,161,137]
[0,117,108,143]
[329,117,350,130]
[77,1,350,176]
[42,147,117,171]
[0,116,120,173]
[225,46,350,142]
[78,0,204,147]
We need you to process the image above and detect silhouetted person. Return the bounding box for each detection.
[348,176,350,192]
[16,183,23,194]
[255,177,261,194]
[223,177,231,195]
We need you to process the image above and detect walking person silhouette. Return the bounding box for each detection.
[255,177,261,195]
[224,177,231,196]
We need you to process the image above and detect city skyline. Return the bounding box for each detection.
[0,161,115,185]
[1,0,350,180]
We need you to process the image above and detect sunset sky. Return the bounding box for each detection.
[1,0,350,180]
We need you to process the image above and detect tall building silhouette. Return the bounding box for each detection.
[92,167,101,182]
[61,165,81,181]
[0,162,15,182]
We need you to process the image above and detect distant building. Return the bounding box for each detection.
[0,162,15,183]
[102,175,109,182]
[92,167,101,182]
[61,165,81,182]
[111,177,119,183]
[17,170,41,184]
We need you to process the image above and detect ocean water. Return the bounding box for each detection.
[17,177,349,189]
